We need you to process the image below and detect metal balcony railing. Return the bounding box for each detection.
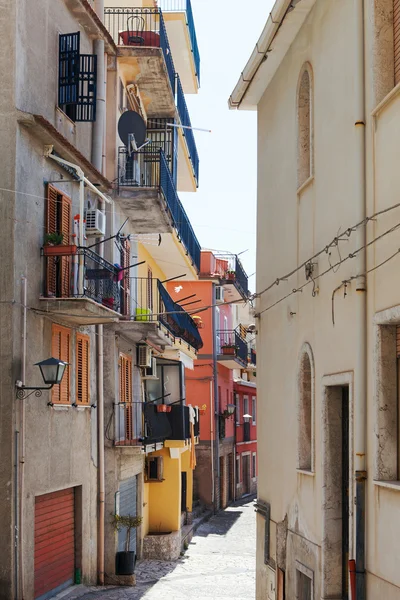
[104,7,176,93]
[132,277,203,350]
[176,74,199,183]
[158,0,200,84]
[250,348,256,366]
[212,252,249,298]
[216,329,248,365]
[43,246,121,313]
[118,147,201,272]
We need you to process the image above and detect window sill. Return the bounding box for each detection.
[297,175,314,197]
[297,469,315,477]
[374,480,400,492]
[51,404,70,411]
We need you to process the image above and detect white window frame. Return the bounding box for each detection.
[252,396,256,425]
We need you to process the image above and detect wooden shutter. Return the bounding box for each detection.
[396,325,400,356]
[46,185,58,296]
[119,353,133,440]
[76,334,90,405]
[395,0,400,85]
[60,195,72,298]
[51,325,71,404]
[45,185,72,298]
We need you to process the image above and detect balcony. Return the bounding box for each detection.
[116,147,201,275]
[158,0,200,92]
[142,403,200,447]
[113,277,203,351]
[40,246,121,325]
[104,7,176,117]
[200,252,249,301]
[216,329,248,369]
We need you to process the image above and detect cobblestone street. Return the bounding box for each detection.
[58,499,256,600]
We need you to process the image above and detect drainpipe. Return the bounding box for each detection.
[209,380,214,507]
[93,0,106,585]
[212,284,219,512]
[354,0,367,597]
[18,276,27,599]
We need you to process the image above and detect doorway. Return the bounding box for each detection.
[228,453,234,502]
[219,456,225,508]
[181,472,187,513]
[243,455,250,495]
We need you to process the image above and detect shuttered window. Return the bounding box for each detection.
[51,325,71,404]
[121,238,131,316]
[76,334,90,405]
[119,353,133,441]
[395,0,400,85]
[46,185,72,298]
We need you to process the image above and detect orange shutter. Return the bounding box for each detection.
[76,334,90,405]
[119,353,133,440]
[51,325,71,404]
[46,185,58,296]
[395,0,400,85]
[45,186,72,298]
[60,196,72,298]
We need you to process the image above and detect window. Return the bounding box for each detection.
[235,392,240,425]
[46,185,72,298]
[243,395,249,418]
[58,32,97,122]
[76,333,90,405]
[252,396,256,425]
[51,325,71,404]
[252,453,257,478]
[119,353,133,441]
[146,457,164,481]
[218,386,221,413]
[120,237,131,316]
[298,343,314,472]
[296,562,314,600]
[297,64,313,189]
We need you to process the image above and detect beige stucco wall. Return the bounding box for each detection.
[254,0,400,597]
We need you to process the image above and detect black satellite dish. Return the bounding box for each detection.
[118,110,147,149]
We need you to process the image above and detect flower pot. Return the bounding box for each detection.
[43,244,77,256]
[222,346,235,356]
[199,408,206,416]
[115,551,136,576]
[226,273,236,281]
[157,404,171,413]
[135,308,151,322]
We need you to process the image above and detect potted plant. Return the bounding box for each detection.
[43,232,77,256]
[221,343,236,356]
[192,315,204,329]
[226,270,236,281]
[112,513,143,576]
[199,403,207,416]
[157,404,172,413]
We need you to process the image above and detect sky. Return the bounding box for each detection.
[179,0,273,291]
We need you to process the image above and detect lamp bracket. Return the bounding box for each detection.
[15,383,54,400]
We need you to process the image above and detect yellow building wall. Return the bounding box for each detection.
[142,482,150,537]
[148,448,182,533]
[138,242,166,281]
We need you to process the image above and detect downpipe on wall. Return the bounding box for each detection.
[212,284,219,511]
[354,0,367,596]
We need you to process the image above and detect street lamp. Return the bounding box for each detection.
[16,358,68,399]
[226,404,236,415]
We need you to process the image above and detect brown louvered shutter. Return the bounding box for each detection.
[51,325,71,404]
[122,238,131,316]
[60,196,72,298]
[396,325,400,356]
[395,0,400,85]
[119,353,133,441]
[46,185,58,296]
[76,334,90,405]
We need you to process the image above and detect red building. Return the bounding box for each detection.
[234,378,257,498]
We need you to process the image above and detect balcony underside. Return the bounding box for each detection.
[117,48,176,117]
[148,230,199,280]
[217,354,247,369]
[163,12,198,94]
[115,187,173,233]
[38,297,120,325]
[177,128,196,192]
[111,320,175,347]
[223,281,247,303]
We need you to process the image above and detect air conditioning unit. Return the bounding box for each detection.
[138,345,152,368]
[85,209,106,236]
[215,286,224,303]
[142,358,158,380]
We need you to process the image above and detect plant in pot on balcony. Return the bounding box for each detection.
[157,403,172,413]
[43,232,77,256]
[226,270,236,281]
[221,343,237,356]
[112,513,143,576]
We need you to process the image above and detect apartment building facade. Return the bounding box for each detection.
[167,250,252,510]
[231,0,400,598]
[0,0,202,597]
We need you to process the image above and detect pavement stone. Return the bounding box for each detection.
[56,498,256,600]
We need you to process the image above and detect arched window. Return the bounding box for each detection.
[297,343,314,471]
[297,65,313,189]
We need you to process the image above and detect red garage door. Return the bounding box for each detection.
[34,488,75,599]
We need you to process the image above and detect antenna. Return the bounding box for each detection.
[118,111,147,155]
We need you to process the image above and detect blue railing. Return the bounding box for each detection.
[217,329,248,366]
[176,74,199,184]
[158,0,201,84]
[250,348,257,366]
[159,12,177,96]
[235,257,249,297]
[160,152,201,272]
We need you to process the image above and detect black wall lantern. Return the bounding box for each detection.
[16,358,68,399]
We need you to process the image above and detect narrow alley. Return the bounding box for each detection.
[58,500,256,600]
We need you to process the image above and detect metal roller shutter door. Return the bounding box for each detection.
[118,477,137,553]
[34,488,75,599]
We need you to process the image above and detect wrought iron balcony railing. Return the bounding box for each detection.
[158,0,200,84]
[43,246,121,313]
[176,74,199,183]
[131,277,203,351]
[216,329,248,366]
[118,147,201,272]
[104,7,176,94]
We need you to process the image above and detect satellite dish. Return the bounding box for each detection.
[118,111,147,149]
